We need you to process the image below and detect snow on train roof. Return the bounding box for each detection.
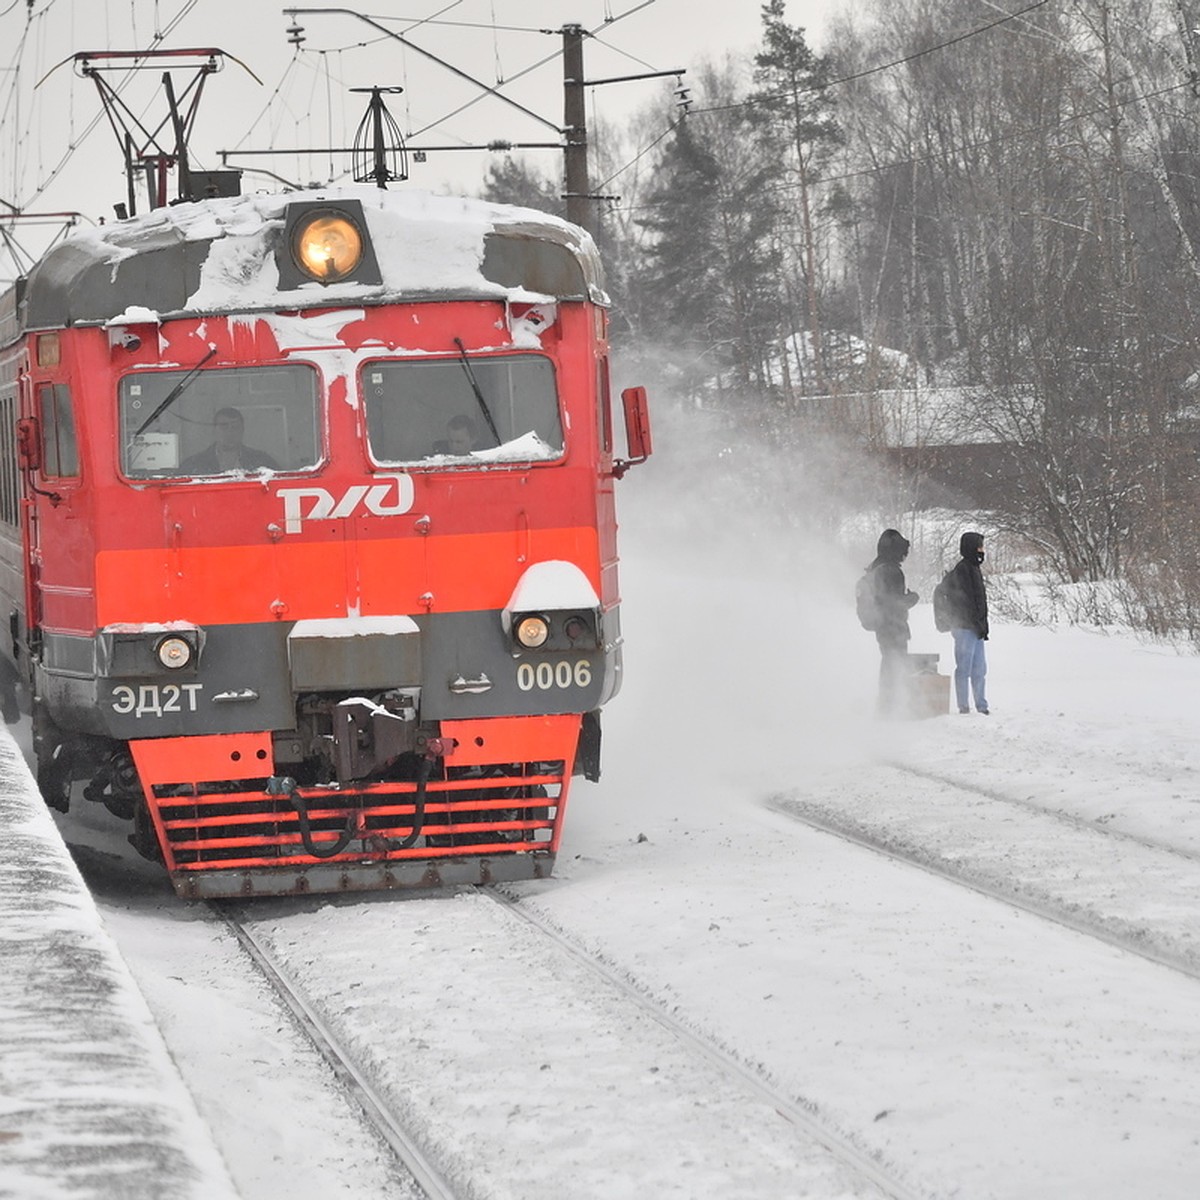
[21,186,606,330]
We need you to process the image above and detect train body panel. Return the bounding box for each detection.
[0,186,648,896]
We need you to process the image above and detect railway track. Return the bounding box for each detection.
[488,886,927,1200]
[894,761,1200,866]
[75,758,1200,1200]
[767,763,1200,982]
[215,905,455,1200]
[212,890,924,1200]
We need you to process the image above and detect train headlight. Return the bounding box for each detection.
[156,635,193,670]
[292,213,364,283]
[278,199,381,290]
[515,615,550,649]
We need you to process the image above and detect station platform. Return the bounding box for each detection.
[0,728,238,1200]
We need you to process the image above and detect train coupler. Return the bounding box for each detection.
[331,689,421,782]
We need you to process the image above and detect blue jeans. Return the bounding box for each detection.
[952,628,988,713]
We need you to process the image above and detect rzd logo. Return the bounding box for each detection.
[277,474,414,533]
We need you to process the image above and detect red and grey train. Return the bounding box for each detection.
[0,187,650,897]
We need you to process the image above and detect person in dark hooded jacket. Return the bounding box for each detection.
[868,528,919,715]
[947,530,989,715]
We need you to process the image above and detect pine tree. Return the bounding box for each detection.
[480,156,564,217]
[750,0,840,391]
[635,62,787,401]
[637,119,724,355]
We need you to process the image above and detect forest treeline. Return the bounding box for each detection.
[482,0,1200,636]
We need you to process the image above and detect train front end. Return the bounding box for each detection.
[15,188,651,898]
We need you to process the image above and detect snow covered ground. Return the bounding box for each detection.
[552,516,1200,1198]
[0,737,237,1200]
[7,438,1200,1198]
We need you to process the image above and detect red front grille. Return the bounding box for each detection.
[147,765,566,874]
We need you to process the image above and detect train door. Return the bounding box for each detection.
[19,377,92,663]
[17,373,94,807]
[0,381,23,722]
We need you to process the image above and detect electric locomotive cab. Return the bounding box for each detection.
[6,188,651,897]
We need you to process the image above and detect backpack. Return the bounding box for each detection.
[855,566,883,631]
[932,569,958,633]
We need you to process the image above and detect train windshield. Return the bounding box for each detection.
[119,364,320,478]
[363,354,563,466]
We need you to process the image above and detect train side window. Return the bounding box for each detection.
[0,393,17,525]
[37,383,79,478]
[363,354,564,466]
[118,364,320,479]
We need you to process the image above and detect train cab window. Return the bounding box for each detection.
[38,384,79,478]
[363,354,563,466]
[119,364,320,479]
[0,393,18,525]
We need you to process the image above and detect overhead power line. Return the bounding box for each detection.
[599,0,1054,192]
[406,0,660,139]
[285,8,561,133]
[814,77,1194,188]
[610,77,1195,215]
[337,13,549,34]
[695,0,1055,118]
[595,117,677,190]
[9,0,199,210]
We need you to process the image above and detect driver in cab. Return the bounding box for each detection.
[432,414,482,456]
[182,407,279,474]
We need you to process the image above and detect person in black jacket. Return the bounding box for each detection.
[181,407,279,474]
[868,528,919,716]
[947,530,989,715]
[431,414,482,456]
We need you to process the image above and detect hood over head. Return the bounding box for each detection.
[876,528,910,562]
[960,531,985,563]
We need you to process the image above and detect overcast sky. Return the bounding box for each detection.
[0,0,842,265]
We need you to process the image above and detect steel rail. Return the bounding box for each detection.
[889,760,1200,866]
[216,905,459,1200]
[486,888,926,1200]
[765,796,1200,984]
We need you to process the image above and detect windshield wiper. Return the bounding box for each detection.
[453,337,501,447]
[133,345,218,438]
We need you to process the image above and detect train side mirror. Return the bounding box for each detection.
[614,386,652,478]
[16,417,42,472]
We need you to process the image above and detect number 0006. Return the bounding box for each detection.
[516,659,593,691]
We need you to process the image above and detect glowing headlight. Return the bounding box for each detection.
[292,213,364,283]
[156,635,193,670]
[515,615,550,649]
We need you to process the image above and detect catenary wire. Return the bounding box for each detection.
[694,0,1054,118]
[607,77,1194,214]
[227,51,302,153]
[348,8,544,34]
[585,30,658,74]
[595,117,677,190]
[407,0,659,139]
[600,0,1080,196]
[599,0,1057,194]
[12,0,198,209]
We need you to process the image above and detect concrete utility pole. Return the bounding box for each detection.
[562,24,590,233]
[227,11,681,235]
[561,24,684,235]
